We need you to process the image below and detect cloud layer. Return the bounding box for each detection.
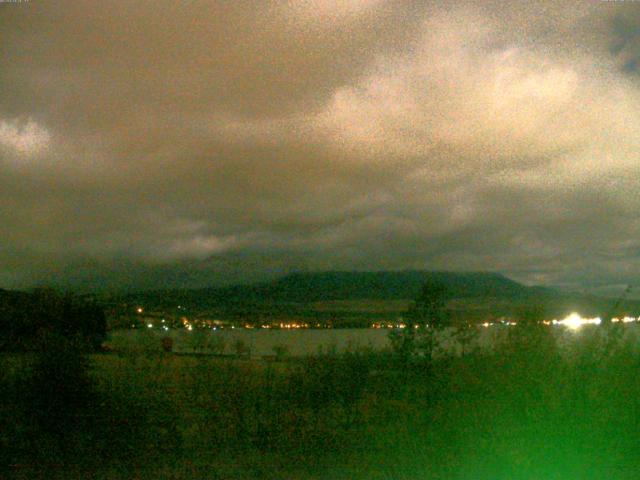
[1,0,639,289]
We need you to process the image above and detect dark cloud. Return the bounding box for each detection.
[1,0,639,290]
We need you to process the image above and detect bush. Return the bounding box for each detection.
[0,289,106,352]
[23,333,96,434]
[1,333,182,478]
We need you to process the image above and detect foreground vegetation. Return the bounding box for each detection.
[2,324,640,479]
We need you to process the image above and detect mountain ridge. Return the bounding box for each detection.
[120,270,558,309]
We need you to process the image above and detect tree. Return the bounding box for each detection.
[408,278,451,329]
[0,288,106,352]
[390,278,451,364]
[25,332,95,434]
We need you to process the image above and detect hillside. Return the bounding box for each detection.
[4,272,640,327]
[210,270,544,302]
[122,271,535,306]
[113,270,640,325]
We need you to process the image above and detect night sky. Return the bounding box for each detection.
[1,1,639,290]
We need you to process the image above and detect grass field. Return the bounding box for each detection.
[3,325,640,479]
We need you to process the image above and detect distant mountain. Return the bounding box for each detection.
[7,272,640,327]
[121,270,557,310]
[209,270,545,303]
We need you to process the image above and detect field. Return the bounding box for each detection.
[3,325,640,479]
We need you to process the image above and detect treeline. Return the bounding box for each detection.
[0,288,106,351]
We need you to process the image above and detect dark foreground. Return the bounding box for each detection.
[2,326,640,479]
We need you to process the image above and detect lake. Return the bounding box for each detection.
[108,323,640,357]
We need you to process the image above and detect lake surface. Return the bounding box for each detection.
[110,328,392,356]
[109,323,640,357]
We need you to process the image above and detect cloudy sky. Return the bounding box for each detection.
[1,0,639,290]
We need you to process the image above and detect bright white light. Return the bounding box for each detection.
[562,313,582,330]
[147,323,153,328]
[555,312,601,330]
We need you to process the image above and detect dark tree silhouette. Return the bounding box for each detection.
[408,278,451,328]
[390,279,451,364]
[0,288,106,352]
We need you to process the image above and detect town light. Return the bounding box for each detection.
[556,312,601,330]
